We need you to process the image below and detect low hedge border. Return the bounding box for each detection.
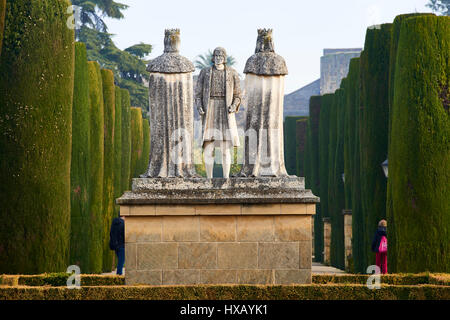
[1,273,448,287]
[312,273,450,286]
[0,284,448,300]
[0,274,125,287]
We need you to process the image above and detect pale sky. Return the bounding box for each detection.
[104,0,433,94]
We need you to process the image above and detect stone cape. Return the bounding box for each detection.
[142,41,198,178]
[240,53,289,177]
[147,52,195,74]
[244,51,288,76]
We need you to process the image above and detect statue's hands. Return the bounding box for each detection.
[196,99,205,116]
[197,105,206,116]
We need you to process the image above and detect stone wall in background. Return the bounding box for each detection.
[283,79,320,118]
[320,49,362,95]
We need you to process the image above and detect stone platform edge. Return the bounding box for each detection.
[117,177,320,205]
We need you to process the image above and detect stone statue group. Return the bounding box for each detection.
[142,29,289,179]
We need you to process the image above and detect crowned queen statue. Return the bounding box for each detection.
[141,29,197,178]
[239,29,289,177]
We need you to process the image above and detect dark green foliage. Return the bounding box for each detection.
[389,16,450,272]
[101,69,115,273]
[359,24,392,268]
[130,107,143,180]
[319,94,334,225]
[113,87,122,218]
[0,0,5,53]
[121,89,132,191]
[296,119,308,177]
[0,0,74,274]
[87,61,104,274]
[345,58,365,274]
[78,26,151,112]
[70,43,91,272]
[305,96,323,262]
[331,87,347,270]
[386,12,434,273]
[16,274,125,287]
[140,119,150,175]
[285,116,307,175]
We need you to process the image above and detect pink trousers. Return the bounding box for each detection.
[376,252,388,274]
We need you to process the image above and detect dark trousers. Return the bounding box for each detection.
[115,247,125,275]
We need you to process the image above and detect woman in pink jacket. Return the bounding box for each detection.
[371,220,388,274]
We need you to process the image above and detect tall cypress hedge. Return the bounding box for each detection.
[284,116,306,175]
[70,43,91,272]
[319,94,334,225]
[386,12,435,273]
[327,88,345,270]
[130,107,143,180]
[345,58,365,273]
[87,61,104,274]
[121,89,132,191]
[333,86,347,270]
[0,0,5,53]
[113,87,122,218]
[359,24,392,268]
[140,119,150,176]
[389,16,450,273]
[306,96,322,262]
[101,69,115,272]
[0,0,74,274]
[296,118,308,177]
[304,123,312,189]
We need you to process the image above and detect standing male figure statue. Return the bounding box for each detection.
[195,47,242,179]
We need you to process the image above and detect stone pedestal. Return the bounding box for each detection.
[117,177,319,285]
[323,217,331,265]
[343,210,353,271]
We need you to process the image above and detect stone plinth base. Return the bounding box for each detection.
[343,210,353,271]
[118,177,319,286]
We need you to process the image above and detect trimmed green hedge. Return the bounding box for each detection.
[113,87,122,218]
[331,87,346,271]
[121,89,132,191]
[284,116,307,175]
[0,284,448,300]
[70,43,91,272]
[0,0,5,53]
[319,94,334,224]
[101,69,115,273]
[295,118,308,177]
[2,273,448,288]
[87,61,104,274]
[306,96,323,262]
[140,119,150,176]
[0,0,74,274]
[344,58,365,274]
[388,16,450,273]
[359,24,392,268]
[130,107,144,180]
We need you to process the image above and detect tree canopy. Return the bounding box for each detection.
[73,1,152,111]
[427,0,450,15]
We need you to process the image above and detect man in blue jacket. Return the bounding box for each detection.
[110,217,125,275]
